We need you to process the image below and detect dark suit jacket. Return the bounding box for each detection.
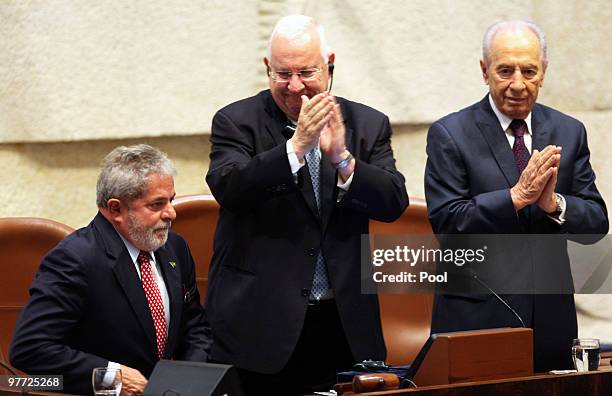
[10,213,210,395]
[205,90,408,373]
[424,95,608,371]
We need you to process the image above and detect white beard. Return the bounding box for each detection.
[127,212,171,252]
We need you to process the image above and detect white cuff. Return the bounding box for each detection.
[548,194,567,225]
[103,361,121,386]
[337,172,354,191]
[286,140,306,175]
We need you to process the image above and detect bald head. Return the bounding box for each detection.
[483,20,548,68]
[479,20,547,119]
[264,15,335,121]
[267,14,330,62]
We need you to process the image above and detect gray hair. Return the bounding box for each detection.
[267,14,330,63]
[482,20,548,68]
[96,144,176,208]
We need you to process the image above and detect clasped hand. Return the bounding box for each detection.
[510,145,561,212]
[290,92,347,163]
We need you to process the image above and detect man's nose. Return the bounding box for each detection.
[163,203,177,222]
[287,74,305,92]
[509,69,526,90]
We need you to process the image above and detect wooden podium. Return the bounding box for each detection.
[413,327,533,386]
[336,328,534,394]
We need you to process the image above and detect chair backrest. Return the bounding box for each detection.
[171,195,219,302]
[0,217,73,360]
[370,198,434,365]
[0,342,9,375]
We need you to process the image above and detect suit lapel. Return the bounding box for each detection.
[320,154,335,231]
[155,246,182,359]
[299,165,322,222]
[262,90,322,222]
[110,252,158,353]
[94,213,157,354]
[263,91,291,147]
[475,96,520,187]
[523,104,552,222]
[531,104,552,152]
[320,102,353,232]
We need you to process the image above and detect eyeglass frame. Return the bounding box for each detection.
[266,66,324,83]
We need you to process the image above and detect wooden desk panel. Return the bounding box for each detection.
[348,367,612,396]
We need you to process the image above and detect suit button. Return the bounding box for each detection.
[306,248,317,257]
[301,288,310,297]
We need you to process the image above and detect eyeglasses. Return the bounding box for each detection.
[268,67,322,83]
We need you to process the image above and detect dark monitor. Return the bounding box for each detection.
[143,360,243,396]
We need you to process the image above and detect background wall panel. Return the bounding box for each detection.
[1,0,611,342]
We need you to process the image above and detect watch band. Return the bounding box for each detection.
[550,193,563,217]
[332,152,354,170]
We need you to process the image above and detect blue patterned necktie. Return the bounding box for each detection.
[510,119,531,174]
[305,147,331,300]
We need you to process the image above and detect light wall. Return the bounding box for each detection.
[3,117,609,228]
[1,1,611,339]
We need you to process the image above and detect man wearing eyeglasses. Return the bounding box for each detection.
[205,14,408,394]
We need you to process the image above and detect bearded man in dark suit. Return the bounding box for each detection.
[11,144,210,395]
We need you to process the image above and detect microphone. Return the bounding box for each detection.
[327,63,335,92]
[283,124,296,139]
[468,269,526,328]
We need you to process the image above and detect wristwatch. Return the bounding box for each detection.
[549,193,563,217]
[332,151,354,170]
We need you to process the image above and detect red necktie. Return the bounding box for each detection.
[137,251,167,358]
[510,119,531,174]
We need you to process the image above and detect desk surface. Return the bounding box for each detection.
[347,366,612,396]
[1,367,611,396]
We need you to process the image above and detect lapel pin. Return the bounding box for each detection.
[169,261,177,268]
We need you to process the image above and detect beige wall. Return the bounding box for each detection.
[4,115,609,227]
[2,1,610,143]
[1,1,611,339]
[1,136,211,228]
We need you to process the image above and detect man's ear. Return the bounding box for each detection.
[480,59,489,85]
[539,64,546,87]
[264,57,270,76]
[327,52,335,67]
[107,199,124,222]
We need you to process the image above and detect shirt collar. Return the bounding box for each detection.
[488,94,533,136]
